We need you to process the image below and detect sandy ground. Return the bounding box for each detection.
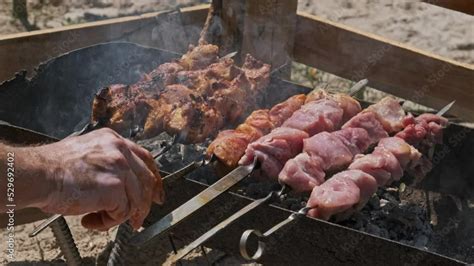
[0,0,473,265]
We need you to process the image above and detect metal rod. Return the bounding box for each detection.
[106,222,136,266]
[130,157,259,247]
[239,207,310,261]
[29,214,62,237]
[49,216,83,266]
[105,160,214,265]
[170,189,279,262]
[348,79,368,96]
[152,134,180,159]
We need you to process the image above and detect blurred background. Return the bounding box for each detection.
[1,0,472,97]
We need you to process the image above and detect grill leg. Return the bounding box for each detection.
[107,222,137,266]
[50,217,82,266]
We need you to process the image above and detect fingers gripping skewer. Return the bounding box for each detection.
[239,206,311,261]
[130,156,259,247]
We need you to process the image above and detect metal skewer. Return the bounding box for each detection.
[240,206,311,261]
[170,185,289,262]
[130,156,259,247]
[238,101,455,261]
[152,134,180,159]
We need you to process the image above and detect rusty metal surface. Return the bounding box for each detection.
[0,42,180,138]
[0,122,58,144]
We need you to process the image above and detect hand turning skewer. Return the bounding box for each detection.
[238,101,453,261]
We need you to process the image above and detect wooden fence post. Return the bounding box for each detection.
[209,0,298,77]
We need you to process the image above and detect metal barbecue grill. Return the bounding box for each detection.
[1,41,474,265]
[1,1,474,265]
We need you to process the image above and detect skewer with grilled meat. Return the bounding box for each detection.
[91,44,221,133]
[91,84,151,135]
[236,110,449,260]
[207,94,306,167]
[91,43,271,143]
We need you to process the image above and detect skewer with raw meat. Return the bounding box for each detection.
[238,89,362,178]
[239,106,451,261]
[305,111,449,220]
[279,96,406,193]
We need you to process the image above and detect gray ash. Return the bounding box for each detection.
[340,186,433,249]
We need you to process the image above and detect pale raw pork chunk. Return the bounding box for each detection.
[279,128,371,192]
[239,127,309,177]
[342,112,388,145]
[365,97,405,133]
[278,153,326,192]
[306,173,360,220]
[282,99,344,136]
[349,147,403,187]
[306,170,377,220]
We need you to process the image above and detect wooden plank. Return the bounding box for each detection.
[423,0,474,15]
[293,12,474,121]
[219,0,246,57]
[241,0,297,77]
[0,5,209,82]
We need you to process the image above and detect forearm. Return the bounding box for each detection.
[0,143,56,212]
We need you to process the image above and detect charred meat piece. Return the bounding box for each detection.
[180,44,219,70]
[241,54,271,92]
[166,102,224,144]
[207,94,306,167]
[91,84,150,135]
[140,62,184,86]
[90,44,271,143]
[208,75,252,124]
[141,84,196,138]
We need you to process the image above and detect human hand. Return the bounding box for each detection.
[31,128,164,230]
